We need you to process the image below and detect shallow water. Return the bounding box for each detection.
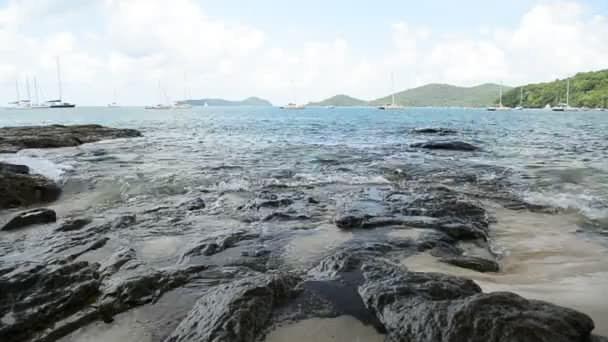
[265,316,385,342]
[1,106,608,339]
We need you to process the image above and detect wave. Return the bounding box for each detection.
[523,190,608,222]
[0,153,71,181]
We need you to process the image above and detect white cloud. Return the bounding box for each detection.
[0,0,607,105]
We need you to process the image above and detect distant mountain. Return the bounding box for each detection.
[186,97,272,106]
[502,69,608,108]
[370,83,511,107]
[308,94,369,106]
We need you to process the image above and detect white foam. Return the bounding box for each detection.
[0,153,70,181]
[524,190,608,221]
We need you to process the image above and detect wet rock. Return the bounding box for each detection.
[439,255,499,273]
[411,140,479,151]
[182,197,206,211]
[0,261,101,342]
[1,208,57,231]
[0,162,29,174]
[165,273,301,342]
[358,259,595,342]
[55,217,92,232]
[0,171,61,209]
[181,229,260,260]
[411,127,457,135]
[0,124,142,152]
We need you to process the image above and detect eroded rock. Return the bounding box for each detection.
[1,208,57,231]
[411,140,479,151]
[165,273,301,342]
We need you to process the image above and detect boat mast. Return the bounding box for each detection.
[15,80,20,103]
[499,83,503,107]
[566,79,570,107]
[34,78,39,105]
[519,87,523,107]
[26,78,31,103]
[56,57,62,102]
[391,73,395,106]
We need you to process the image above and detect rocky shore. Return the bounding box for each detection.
[0,125,605,342]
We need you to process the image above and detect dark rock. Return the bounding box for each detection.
[411,140,479,151]
[0,261,101,342]
[0,162,29,174]
[55,217,92,232]
[0,124,142,152]
[182,197,206,211]
[181,229,260,260]
[439,255,500,273]
[0,171,61,209]
[358,259,595,342]
[165,273,301,342]
[411,127,457,135]
[1,208,57,231]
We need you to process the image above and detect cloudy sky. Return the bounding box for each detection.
[0,0,607,105]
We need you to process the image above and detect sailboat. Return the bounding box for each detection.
[514,87,524,110]
[280,81,306,109]
[107,88,120,107]
[486,83,510,111]
[31,77,50,108]
[47,57,76,108]
[552,79,578,112]
[146,81,172,110]
[173,72,192,109]
[6,80,31,110]
[378,73,405,110]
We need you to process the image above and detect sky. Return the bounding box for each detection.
[0,0,607,105]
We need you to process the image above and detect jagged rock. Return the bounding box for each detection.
[358,259,595,342]
[411,140,479,151]
[0,124,142,152]
[411,128,457,135]
[439,255,500,273]
[182,197,206,211]
[165,273,301,342]
[0,162,29,174]
[0,171,61,209]
[1,208,57,231]
[55,218,92,232]
[180,229,260,260]
[0,261,101,342]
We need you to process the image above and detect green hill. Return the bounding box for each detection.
[370,83,510,107]
[308,94,369,106]
[502,70,608,108]
[186,96,272,106]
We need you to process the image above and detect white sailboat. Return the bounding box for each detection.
[514,87,524,110]
[280,81,306,109]
[173,72,192,109]
[31,77,50,108]
[378,73,405,110]
[486,83,510,111]
[108,88,120,107]
[6,80,31,110]
[146,81,172,110]
[47,57,76,108]
[552,79,578,112]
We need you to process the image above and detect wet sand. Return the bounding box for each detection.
[401,208,608,335]
[265,316,385,342]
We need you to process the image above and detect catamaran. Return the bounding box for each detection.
[552,79,578,112]
[378,73,405,110]
[146,81,172,110]
[486,83,510,111]
[47,57,76,108]
[280,81,306,109]
[7,80,31,110]
[173,73,192,109]
[108,88,120,107]
[514,87,524,110]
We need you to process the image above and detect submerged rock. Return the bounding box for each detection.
[54,217,92,232]
[411,140,479,151]
[439,255,499,273]
[1,208,57,231]
[0,162,29,174]
[165,273,301,342]
[411,127,457,135]
[0,171,61,209]
[0,124,142,152]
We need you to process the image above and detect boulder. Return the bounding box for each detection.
[165,273,301,342]
[411,128,457,135]
[1,208,57,231]
[411,140,479,151]
[0,124,142,152]
[439,255,500,273]
[0,171,61,209]
[0,162,29,174]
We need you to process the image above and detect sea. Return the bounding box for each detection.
[1,106,607,339]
